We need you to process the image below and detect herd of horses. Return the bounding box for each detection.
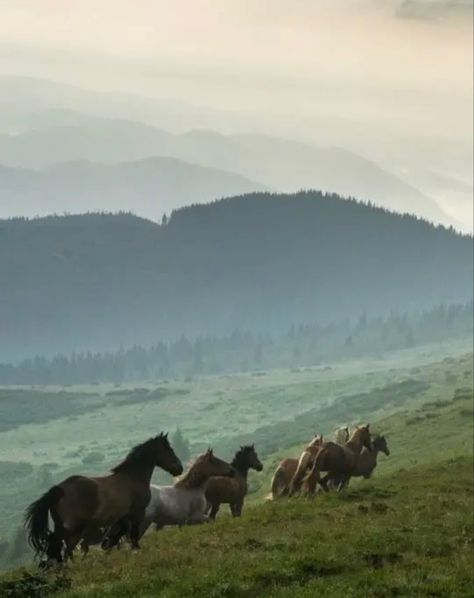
[25,424,389,566]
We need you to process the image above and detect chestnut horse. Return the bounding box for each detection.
[327,434,390,489]
[25,433,183,564]
[269,435,323,499]
[303,424,372,496]
[206,445,263,519]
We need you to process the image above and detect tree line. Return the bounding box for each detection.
[0,302,471,386]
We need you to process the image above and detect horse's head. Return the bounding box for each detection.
[202,449,235,478]
[373,435,390,456]
[241,445,264,472]
[155,432,183,476]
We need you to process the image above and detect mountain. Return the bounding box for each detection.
[0,76,252,135]
[0,158,268,220]
[0,118,454,226]
[0,192,472,361]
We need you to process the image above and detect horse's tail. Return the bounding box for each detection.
[269,465,287,500]
[24,485,64,558]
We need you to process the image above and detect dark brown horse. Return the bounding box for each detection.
[25,433,183,564]
[206,445,263,519]
[303,424,372,496]
[327,434,390,488]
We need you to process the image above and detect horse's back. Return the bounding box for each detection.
[278,458,298,477]
[148,484,206,526]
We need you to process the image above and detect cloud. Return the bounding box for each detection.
[393,0,473,22]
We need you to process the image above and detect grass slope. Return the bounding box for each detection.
[1,363,472,597]
[5,457,471,598]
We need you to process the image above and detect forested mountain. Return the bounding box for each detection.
[0,191,472,361]
[0,117,452,226]
[0,158,267,221]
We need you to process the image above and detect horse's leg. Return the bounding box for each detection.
[45,530,64,567]
[129,512,145,550]
[80,538,89,559]
[102,519,128,551]
[44,506,66,566]
[209,503,220,520]
[231,501,243,517]
[64,524,86,561]
[337,475,350,493]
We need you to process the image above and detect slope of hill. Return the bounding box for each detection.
[1,351,472,595]
[0,192,472,361]
[0,117,454,227]
[0,158,267,220]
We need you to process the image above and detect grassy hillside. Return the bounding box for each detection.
[0,340,470,545]
[2,459,472,596]
[55,458,474,597]
[0,343,472,595]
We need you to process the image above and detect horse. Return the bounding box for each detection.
[206,445,263,519]
[302,424,372,496]
[327,434,390,489]
[24,433,183,564]
[137,449,234,538]
[269,434,323,499]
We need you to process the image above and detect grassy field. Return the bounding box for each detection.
[0,338,472,593]
[2,457,472,597]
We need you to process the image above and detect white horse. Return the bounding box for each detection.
[138,449,234,538]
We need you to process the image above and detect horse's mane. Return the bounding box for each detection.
[306,435,322,450]
[111,436,160,473]
[174,452,208,488]
[231,446,254,470]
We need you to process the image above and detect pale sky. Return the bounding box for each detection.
[0,2,471,115]
[0,1,472,187]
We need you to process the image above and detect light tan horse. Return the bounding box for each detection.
[25,434,183,564]
[303,424,372,496]
[269,435,323,499]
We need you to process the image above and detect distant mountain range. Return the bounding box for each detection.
[0,116,456,226]
[0,158,268,220]
[1,192,472,361]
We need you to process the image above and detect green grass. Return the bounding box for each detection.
[4,456,471,597]
[0,339,472,581]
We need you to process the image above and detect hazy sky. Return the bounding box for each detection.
[0,1,472,220]
[0,1,471,124]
